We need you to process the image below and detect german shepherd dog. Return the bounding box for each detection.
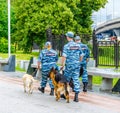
[48,67,70,103]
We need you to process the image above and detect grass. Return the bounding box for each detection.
[80,76,118,86]
[93,76,102,85]
[0,52,119,86]
[0,52,39,72]
[0,52,39,60]
[80,75,118,86]
[113,78,119,86]
[16,65,26,72]
[92,76,119,86]
[0,53,8,59]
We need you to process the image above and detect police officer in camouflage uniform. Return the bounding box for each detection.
[61,32,83,102]
[37,41,58,95]
[75,36,90,93]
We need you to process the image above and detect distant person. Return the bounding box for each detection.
[61,31,83,102]
[75,36,90,93]
[37,41,58,95]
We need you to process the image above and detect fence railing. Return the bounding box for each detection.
[46,29,120,68]
[93,30,120,68]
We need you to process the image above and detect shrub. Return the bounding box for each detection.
[0,37,15,53]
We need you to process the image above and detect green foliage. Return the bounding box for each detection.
[12,0,108,52]
[0,0,108,52]
[0,0,8,38]
[77,0,108,33]
[0,37,15,53]
[0,0,15,40]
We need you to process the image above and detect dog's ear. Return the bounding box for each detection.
[49,67,55,73]
[51,67,58,74]
[51,67,54,71]
[48,67,54,78]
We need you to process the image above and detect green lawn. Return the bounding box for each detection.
[0,52,119,86]
[92,76,118,86]
[0,52,39,60]
[0,52,39,72]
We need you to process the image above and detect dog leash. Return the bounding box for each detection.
[32,68,38,77]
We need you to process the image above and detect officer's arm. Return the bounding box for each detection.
[80,55,83,61]
[60,56,66,70]
[79,47,84,61]
[61,56,66,67]
[61,46,67,69]
[37,61,41,69]
[86,46,90,62]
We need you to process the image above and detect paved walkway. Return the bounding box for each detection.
[0,71,120,113]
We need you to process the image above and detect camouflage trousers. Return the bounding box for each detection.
[80,62,88,83]
[64,65,80,93]
[40,71,54,89]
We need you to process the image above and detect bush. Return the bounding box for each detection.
[0,37,15,53]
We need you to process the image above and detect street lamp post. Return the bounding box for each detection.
[113,0,114,19]
[8,0,11,57]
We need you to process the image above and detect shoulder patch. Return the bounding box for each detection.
[70,46,79,50]
[46,52,55,56]
[82,47,86,50]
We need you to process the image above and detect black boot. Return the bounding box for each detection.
[50,88,54,95]
[74,93,79,102]
[38,87,44,93]
[83,82,88,92]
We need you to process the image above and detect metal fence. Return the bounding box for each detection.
[93,30,120,68]
[46,28,67,56]
[46,29,120,68]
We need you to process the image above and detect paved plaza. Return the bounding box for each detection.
[0,71,120,113]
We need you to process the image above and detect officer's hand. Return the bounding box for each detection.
[86,58,89,62]
[37,65,40,69]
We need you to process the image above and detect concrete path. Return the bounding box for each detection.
[0,71,120,113]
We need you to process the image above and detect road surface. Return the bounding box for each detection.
[0,71,120,113]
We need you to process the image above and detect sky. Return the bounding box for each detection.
[92,0,120,28]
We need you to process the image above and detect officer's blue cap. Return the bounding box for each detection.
[75,36,81,40]
[45,41,51,46]
[65,31,74,38]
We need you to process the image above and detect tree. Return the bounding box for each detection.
[0,0,8,38]
[12,0,108,52]
[78,0,108,33]
[0,0,16,53]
